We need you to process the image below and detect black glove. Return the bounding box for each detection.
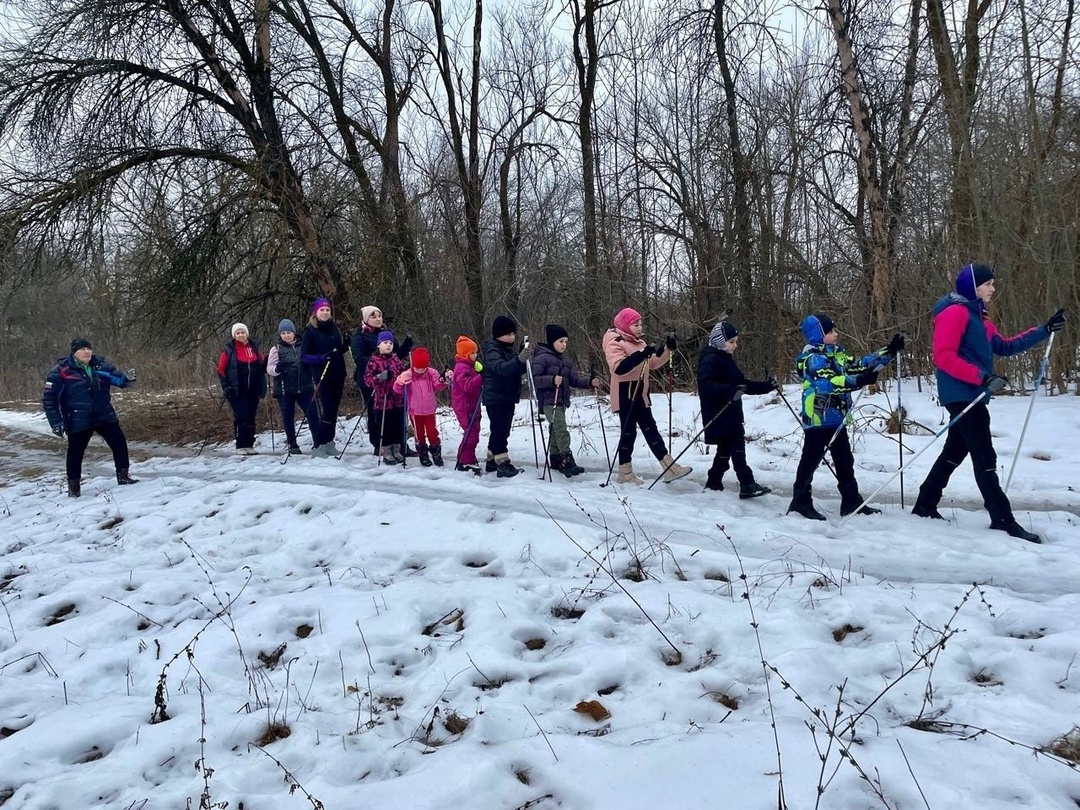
[1045,308,1066,333]
[855,370,879,388]
[732,385,746,401]
[982,373,1009,395]
[376,370,391,382]
[223,386,236,400]
[666,330,677,351]
[642,344,657,358]
[518,345,535,362]
[51,425,64,438]
[400,334,415,353]
[765,373,779,391]
[886,333,905,355]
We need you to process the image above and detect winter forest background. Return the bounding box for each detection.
[0,0,1078,396]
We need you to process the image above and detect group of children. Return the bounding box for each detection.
[54,264,1064,542]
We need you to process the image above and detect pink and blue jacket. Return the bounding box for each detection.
[394,366,447,416]
[932,293,1048,405]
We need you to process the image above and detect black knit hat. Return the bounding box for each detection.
[70,338,92,353]
[956,263,995,301]
[492,315,516,339]
[545,324,569,345]
[708,322,738,349]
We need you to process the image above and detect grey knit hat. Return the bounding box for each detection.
[278,319,297,334]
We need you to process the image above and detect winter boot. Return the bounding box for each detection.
[990,519,1042,544]
[455,461,482,475]
[389,444,407,465]
[549,453,572,478]
[739,482,770,500]
[616,463,644,485]
[288,444,302,455]
[911,501,945,520]
[787,498,827,521]
[485,456,498,473]
[704,469,725,492]
[67,478,81,498]
[841,502,882,516]
[563,452,586,476]
[417,443,433,467]
[495,455,520,478]
[660,455,693,484]
[430,444,444,467]
[116,468,139,485]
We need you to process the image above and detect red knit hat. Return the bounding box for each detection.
[411,346,430,370]
[456,336,478,359]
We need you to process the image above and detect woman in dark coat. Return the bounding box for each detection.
[43,338,138,497]
[350,305,413,453]
[300,298,346,457]
[697,321,776,497]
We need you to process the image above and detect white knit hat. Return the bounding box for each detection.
[231,323,249,338]
[361,305,382,324]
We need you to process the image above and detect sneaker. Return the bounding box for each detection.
[911,503,944,520]
[788,501,827,521]
[739,482,771,500]
[990,520,1042,544]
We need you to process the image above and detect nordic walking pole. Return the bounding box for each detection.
[265,394,276,453]
[376,397,388,465]
[457,395,484,473]
[647,399,736,490]
[592,365,611,472]
[667,339,674,449]
[896,352,904,507]
[840,389,991,523]
[335,393,368,460]
[525,357,550,480]
[774,382,838,480]
[196,392,230,457]
[283,357,331,465]
[401,385,409,467]
[1005,329,1057,493]
[523,336,540,471]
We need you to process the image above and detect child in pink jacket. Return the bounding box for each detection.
[394,346,449,467]
[602,307,691,485]
[450,336,484,474]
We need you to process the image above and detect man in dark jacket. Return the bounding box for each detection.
[481,315,533,477]
[43,338,138,497]
[697,321,776,497]
[912,264,1063,543]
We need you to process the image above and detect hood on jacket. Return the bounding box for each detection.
[800,314,835,346]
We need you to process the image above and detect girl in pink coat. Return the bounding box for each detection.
[394,346,449,467]
[602,307,691,485]
[450,336,484,473]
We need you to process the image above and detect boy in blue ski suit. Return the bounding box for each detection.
[788,314,902,520]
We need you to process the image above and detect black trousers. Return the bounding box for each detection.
[275,391,311,448]
[616,399,668,464]
[67,421,129,480]
[485,402,516,457]
[359,384,378,448]
[916,402,1013,525]
[372,406,404,449]
[305,375,344,446]
[791,426,861,508]
[708,433,756,486]
[229,390,262,449]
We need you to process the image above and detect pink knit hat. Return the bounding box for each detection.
[613,307,642,334]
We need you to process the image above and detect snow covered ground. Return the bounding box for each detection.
[1,381,1078,810]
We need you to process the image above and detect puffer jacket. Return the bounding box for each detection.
[217,339,267,397]
[267,340,311,398]
[481,338,525,406]
[530,343,593,410]
[451,356,483,424]
[300,319,346,387]
[364,353,405,409]
[796,315,891,429]
[931,293,1047,406]
[602,327,668,413]
[394,367,447,416]
[43,354,131,434]
[697,346,773,441]
[350,325,413,389]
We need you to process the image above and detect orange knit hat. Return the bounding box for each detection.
[456,335,478,358]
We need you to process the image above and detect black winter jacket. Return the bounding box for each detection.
[530,344,592,410]
[300,320,346,387]
[43,354,131,434]
[697,346,773,442]
[272,341,310,398]
[350,326,413,389]
[481,338,525,406]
